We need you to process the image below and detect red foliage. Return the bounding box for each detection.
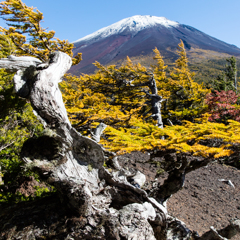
[205,90,240,123]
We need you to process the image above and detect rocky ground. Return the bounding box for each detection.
[168,163,240,238]
[119,152,240,238]
[1,152,240,239]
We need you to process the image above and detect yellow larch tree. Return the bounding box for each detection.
[0,0,82,65]
[167,40,210,123]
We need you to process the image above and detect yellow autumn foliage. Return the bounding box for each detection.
[60,41,239,160]
[100,118,239,158]
[0,0,81,65]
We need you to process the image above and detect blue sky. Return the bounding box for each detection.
[1,0,239,48]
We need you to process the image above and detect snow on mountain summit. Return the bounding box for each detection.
[70,15,240,75]
[73,15,179,44]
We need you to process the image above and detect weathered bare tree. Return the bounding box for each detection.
[0,52,239,240]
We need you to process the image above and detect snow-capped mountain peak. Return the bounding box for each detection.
[73,15,179,44]
[70,15,240,75]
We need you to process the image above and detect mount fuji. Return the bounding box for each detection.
[69,15,240,75]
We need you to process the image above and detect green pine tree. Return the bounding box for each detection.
[0,34,43,189]
[213,56,238,92]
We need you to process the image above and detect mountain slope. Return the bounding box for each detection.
[69,15,240,75]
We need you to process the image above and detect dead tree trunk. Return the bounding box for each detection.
[0,52,170,239]
[1,52,238,240]
[135,72,164,129]
[147,73,164,129]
